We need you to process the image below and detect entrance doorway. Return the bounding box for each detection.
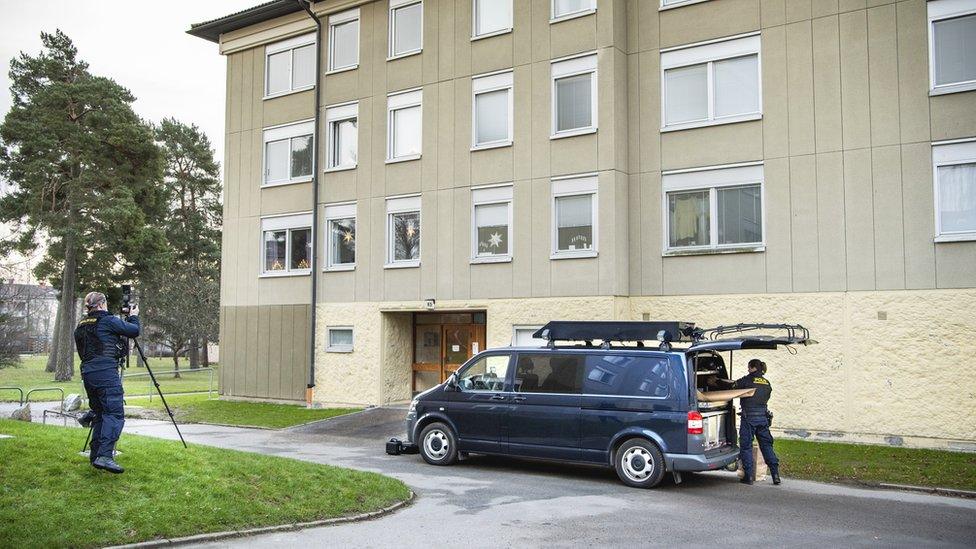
[412,312,486,392]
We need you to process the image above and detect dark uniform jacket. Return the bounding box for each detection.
[74,310,140,375]
[732,372,772,416]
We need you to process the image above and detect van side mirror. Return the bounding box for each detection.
[445,374,458,391]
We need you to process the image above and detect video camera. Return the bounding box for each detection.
[121,284,134,315]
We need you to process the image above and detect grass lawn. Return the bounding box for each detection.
[777,439,976,491]
[127,393,361,429]
[0,355,217,401]
[0,419,410,548]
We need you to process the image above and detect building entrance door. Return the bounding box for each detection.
[412,312,486,392]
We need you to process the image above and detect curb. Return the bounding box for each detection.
[878,483,976,499]
[106,491,416,548]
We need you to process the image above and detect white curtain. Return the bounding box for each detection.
[266,51,290,95]
[291,45,315,89]
[556,74,592,132]
[334,119,358,167]
[476,89,509,144]
[665,63,707,125]
[714,55,759,118]
[939,163,976,233]
[393,3,422,55]
[393,105,422,157]
[265,140,289,182]
[934,14,976,86]
[331,21,359,69]
[476,0,511,35]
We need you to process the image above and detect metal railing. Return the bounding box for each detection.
[122,366,216,401]
[0,387,25,406]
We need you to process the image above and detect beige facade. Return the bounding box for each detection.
[205,0,976,448]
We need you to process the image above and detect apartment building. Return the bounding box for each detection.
[189,0,976,449]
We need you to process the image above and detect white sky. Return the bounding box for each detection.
[0,0,256,283]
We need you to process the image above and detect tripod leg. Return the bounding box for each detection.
[82,425,92,453]
[131,338,188,448]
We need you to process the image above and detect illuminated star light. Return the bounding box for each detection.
[488,232,503,248]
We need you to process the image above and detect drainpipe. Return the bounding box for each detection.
[298,0,322,407]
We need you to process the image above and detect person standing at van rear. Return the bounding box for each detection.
[731,359,780,486]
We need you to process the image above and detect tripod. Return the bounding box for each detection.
[82,336,188,451]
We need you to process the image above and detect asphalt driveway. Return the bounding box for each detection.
[114,406,976,548]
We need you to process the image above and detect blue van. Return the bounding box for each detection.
[401,321,812,488]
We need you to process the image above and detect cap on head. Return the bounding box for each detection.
[84,291,107,311]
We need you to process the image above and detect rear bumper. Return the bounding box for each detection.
[665,446,738,472]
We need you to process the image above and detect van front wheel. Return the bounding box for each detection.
[419,422,458,466]
[614,439,666,488]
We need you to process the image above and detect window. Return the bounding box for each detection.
[662,163,764,253]
[263,120,314,187]
[933,139,976,242]
[327,327,354,352]
[458,354,511,392]
[473,0,512,38]
[324,203,356,270]
[552,175,598,258]
[386,195,421,267]
[387,89,423,162]
[551,0,596,21]
[512,325,545,346]
[928,0,976,95]
[328,8,360,72]
[551,53,598,138]
[389,0,423,58]
[471,185,513,262]
[265,33,316,97]
[261,213,313,276]
[661,33,761,131]
[514,353,584,394]
[325,102,358,171]
[583,355,671,398]
[661,0,709,8]
[472,71,513,149]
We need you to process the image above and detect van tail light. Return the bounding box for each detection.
[688,411,704,435]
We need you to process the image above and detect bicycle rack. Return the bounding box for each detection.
[0,387,25,406]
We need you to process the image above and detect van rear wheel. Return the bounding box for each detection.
[614,439,665,488]
[419,422,458,466]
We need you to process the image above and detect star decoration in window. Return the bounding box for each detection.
[488,232,503,248]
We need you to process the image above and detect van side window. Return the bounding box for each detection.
[458,354,511,392]
[583,355,671,398]
[514,353,584,394]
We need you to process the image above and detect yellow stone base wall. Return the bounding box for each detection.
[314,289,976,450]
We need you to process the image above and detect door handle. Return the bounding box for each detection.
[490,394,507,401]
[512,396,526,402]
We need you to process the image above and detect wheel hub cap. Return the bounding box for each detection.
[424,430,449,460]
[622,447,654,482]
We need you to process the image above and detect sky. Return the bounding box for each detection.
[0,0,257,283]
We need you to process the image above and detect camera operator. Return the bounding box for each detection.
[73,291,140,474]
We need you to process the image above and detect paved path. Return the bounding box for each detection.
[107,407,976,548]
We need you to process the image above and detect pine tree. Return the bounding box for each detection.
[143,119,221,375]
[0,31,166,381]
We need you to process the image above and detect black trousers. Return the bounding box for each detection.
[82,367,125,461]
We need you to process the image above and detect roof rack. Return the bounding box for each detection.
[532,321,696,350]
[692,323,815,346]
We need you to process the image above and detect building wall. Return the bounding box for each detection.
[214,0,976,447]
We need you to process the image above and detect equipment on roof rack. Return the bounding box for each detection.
[532,321,696,350]
[692,323,815,346]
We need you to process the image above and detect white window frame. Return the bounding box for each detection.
[660,32,762,132]
[511,325,546,346]
[264,33,316,99]
[387,88,423,163]
[551,0,596,23]
[551,174,598,259]
[471,184,514,263]
[326,326,354,352]
[324,202,357,271]
[660,0,711,10]
[472,0,513,40]
[260,212,314,277]
[932,138,976,242]
[661,162,766,255]
[389,0,424,60]
[927,0,976,96]
[385,194,422,268]
[551,52,598,139]
[325,102,358,172]
[262,119,315,187]
[328,8,360,74]
[471,70,514,150]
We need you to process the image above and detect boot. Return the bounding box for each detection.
[772,471,781,485]
[77,410,95,429]
[92,456,124,474]
[739,475,753,485]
